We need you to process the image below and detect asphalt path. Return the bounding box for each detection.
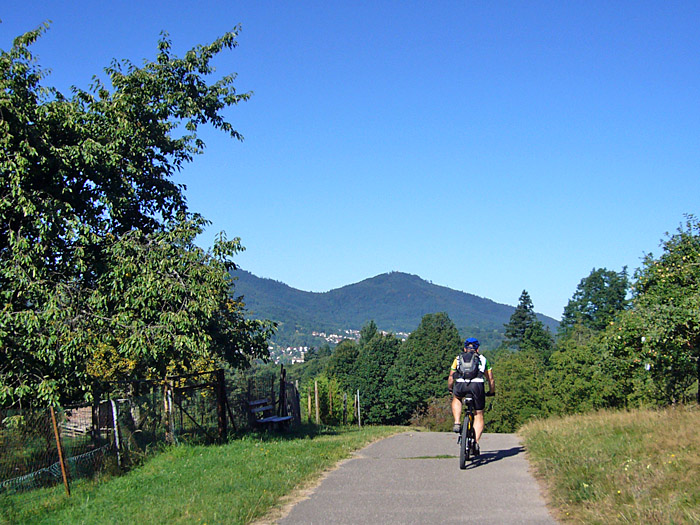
[276,432,557,524]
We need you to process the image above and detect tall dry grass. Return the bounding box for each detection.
[520,405,700,523]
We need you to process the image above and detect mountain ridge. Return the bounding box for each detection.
[231,269,559,349]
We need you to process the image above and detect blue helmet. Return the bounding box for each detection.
[464,337,480,349]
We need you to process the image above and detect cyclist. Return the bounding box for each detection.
[447,337,495,456]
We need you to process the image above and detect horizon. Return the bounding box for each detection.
[236,267,561,322]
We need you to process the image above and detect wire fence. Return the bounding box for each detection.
[0,367,301,517]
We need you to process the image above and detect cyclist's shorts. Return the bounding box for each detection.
[453,381,486,411]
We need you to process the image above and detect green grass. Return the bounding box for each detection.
[520,404,700,524]
[1,425,405,525]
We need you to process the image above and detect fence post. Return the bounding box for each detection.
[329,381,333,417]
[343,392,348,425]
[307,391,312,422]
[165,382,176,444]
[278,365,287,417]
[314,380,320,425]
[110,399,122,468]
[215,369,227,443]
[50,406,71,496]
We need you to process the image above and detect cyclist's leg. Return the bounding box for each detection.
[451,394,462,429]
[474,410,485,442]
[469,382,486,442]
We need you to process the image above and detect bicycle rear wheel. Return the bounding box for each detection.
[459,415,471,469]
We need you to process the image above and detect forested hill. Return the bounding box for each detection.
[231,269,559,348]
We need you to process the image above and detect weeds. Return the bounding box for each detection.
[520,404,700,523]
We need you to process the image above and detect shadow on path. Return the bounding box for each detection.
[463,445,525,469]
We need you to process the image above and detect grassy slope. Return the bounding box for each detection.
[1,425,405,525]
[520,405,700,524]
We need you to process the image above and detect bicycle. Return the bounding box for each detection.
[458,394,477,469]
[457,390,494,469]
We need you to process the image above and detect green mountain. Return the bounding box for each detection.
[231,269,559,350]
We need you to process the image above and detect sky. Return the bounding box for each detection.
[3,1,699,320]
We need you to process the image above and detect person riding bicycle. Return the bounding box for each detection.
[448,337,495,456]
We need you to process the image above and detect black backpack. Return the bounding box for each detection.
[457,350,480,380]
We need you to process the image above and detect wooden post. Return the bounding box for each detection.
[215,369,227,443]
[307,391,312,422]
[278,365,287,417]
[314,380,320,425]
[50,406,71,496]
[343,392,348,425]
[329,382,333,416]
[356,390,362,429]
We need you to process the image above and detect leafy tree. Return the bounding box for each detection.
[326,339,359,390]
[0,26,269,407]
[559,268,630,335]
[546,324,604,415]
[352,331,400,424]
[384,312,462,423]
[485,351,548,432]
[604,216,700,404]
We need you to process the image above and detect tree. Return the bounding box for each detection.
[485,351,549,432]
[359,320,378,347]
[546,324,604,415]
[503,290,553,360]
[326,339,359,390]
[615,216,700,404]
[504,291,537,349]
[0,26,269,407]
[559,268,630,334]
[384,312,462,423]
[352,330,400,424]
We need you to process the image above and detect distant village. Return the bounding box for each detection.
[271,328,409,364]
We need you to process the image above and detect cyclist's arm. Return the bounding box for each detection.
[447,369,456,391]
[485,369,495,394]
[447,357,458,392]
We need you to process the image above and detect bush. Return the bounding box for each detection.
[409,396,453,431]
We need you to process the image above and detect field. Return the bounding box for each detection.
[3,406,699,524]
[520,404,700,523]
[0,425,404,525]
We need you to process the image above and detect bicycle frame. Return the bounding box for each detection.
[458,394,477,469]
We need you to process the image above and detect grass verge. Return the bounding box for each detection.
[520,404,700,523]
[1,424,405,525]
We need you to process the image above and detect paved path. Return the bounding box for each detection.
[278,432,557,524]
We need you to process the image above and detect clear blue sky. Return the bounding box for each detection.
[3,1,699,320]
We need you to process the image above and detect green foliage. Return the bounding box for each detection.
[384,312,461,423]
[299,374,352,425]
[560,267,630,334]
[545,324,604,415]
[486,350,549,432]
[0,26,270,407]
[352,331,401,424]
[503,290,554,359]
[503,290,536,350]
[601,216,700,405]
[325,339,359,390]
[231,269,559,348]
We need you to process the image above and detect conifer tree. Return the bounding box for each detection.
[504,290,537,349]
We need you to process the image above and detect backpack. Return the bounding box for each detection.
[457,350,480,380]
